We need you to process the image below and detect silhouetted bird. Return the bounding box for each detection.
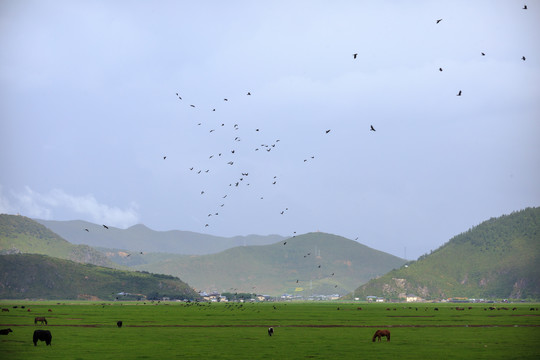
[163,156,166,159]
[481,52,485,56]
[247,92,251,95]
[523,5,527,10]
[103,225,109,229]
[439,68,443,71]
[283,242,287,245]
[457,90,462,96]
[522,56,526,61]
[370,125,376,131]
[436,19,442,23]
[224,98,228,101]
[326,129,331,133]
[190,104,195,107]
[353,53,358,59]
[84,228,89,232]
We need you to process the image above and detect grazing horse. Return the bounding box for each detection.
[117,321,123,328]
[0,328,13,335]
[372,329,391,342]
[1,308,9,312]
[268,327,274,336]
[33,330,52,346]
[34,317,47,325]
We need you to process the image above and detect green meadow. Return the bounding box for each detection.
[1,301,539,359]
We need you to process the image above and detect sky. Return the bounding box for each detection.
[1,0,539,260]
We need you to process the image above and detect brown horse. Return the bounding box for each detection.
[34,317,47,325]
[372,329,391,342]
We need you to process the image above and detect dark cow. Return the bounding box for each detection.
[117,321,123,328]
[268,327,274,336]
[0,328,13,335]
[33,330,52,346]
[1,308,9,312]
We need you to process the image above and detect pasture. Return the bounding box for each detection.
[0,301,539,359]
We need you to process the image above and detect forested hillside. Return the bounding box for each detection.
[0,253,199,300]
[349,207,540,300]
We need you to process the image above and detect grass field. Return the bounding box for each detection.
[1,301,539,359]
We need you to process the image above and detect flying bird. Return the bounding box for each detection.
[439,67,443,72]
[523,5,527,10]
[247,92,251,95]
[481,52,485,56]
[190,104,195,107]
[436,19,442,23]
[457,90,462,96]
[283,242,287,245]
[370,125,376,131]
[353,53,358,59]
[102,225,109,229]
[163,156,167,160]
[84,228,89,232]
[224,98,228,101]
[522,56,526,61]
[325,129,331,134]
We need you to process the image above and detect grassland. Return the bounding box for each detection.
[0,301,539,359]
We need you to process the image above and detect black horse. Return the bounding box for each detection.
[33,330,52,346]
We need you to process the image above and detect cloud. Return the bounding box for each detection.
[1,185,139,228]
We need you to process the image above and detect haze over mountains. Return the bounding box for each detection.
[127,232,406,296]
[34,219,285,255]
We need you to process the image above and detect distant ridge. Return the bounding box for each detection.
[128,232,407,296]
[34,219,286,255]
[347,207,540,300]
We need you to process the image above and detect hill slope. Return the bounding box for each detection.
[0,253,199,300]
[0,214,115,267]
[348,207,540,300]
[128,232,407,296]
[34,219,285,255]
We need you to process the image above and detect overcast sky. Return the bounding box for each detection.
[1,0,538,259]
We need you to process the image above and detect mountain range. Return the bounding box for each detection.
[2,207,539,300]
[34,219,285,255]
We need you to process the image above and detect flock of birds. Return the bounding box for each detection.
[85,5,531,295]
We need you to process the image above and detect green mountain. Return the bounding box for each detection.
[34,219,285,255]
[0,214,115,268]
[0,253,199,300]
[127,232,407,297]
[348,207,540,301]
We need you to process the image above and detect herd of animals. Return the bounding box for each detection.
[1,305,539,347]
